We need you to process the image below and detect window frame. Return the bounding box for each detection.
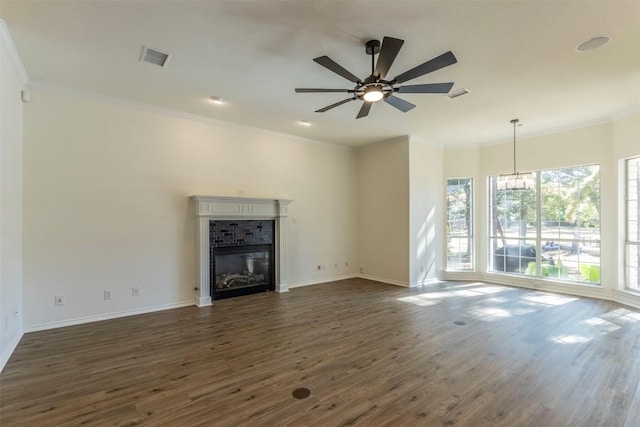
[488,164,601,285]
[445,177,474,272]
[625,156,640,291]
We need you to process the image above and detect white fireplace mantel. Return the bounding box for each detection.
[191,195,293,306]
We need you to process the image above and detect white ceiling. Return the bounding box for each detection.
[2,1,639,147]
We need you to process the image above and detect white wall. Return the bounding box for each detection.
[356,136,410,285]
[0,20,25,370]
[408,138,443,285]
[443,117,640,306]
[22,86,358,330]
[613,112,640,160]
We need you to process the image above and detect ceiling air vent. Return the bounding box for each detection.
[140,46,171,67]
[448,88,470,99]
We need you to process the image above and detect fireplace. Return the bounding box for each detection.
[210,220,275,300]
[191,196,292,306]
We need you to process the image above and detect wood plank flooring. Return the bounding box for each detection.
[2,279,640,426]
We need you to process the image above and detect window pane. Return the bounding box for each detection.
[489,166,600,284]
[447,178,473,271]
[626,156,640,291]
[489,175,537,276]
[538,165,600,283]
[490,238,537,274]
[544,241,600,283]
[626,244,639,290]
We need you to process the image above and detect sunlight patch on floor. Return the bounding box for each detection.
[550,334,592,344]
[521,293,578,307]
[468,306,513,321]
[601,308,640,324]
[396,295,441,306]
[468,286,509,294]
[582,316,621,333]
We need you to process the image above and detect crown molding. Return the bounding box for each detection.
[26,80,355,152]
[612,105,640,121]
[443,105,639,151]
[0,19,29,85]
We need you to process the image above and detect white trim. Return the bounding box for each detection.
[0,20,29,85]
[0,330,24,372]
[480,272,611,299]
[614,290,640,310]
[442,109,638,150]
[191,196,293,305]
[358,274,409,287]
[443,271,478,281]
[24,301,194,333]
[288,274,357,289]
[26,80,354,151]
[612,105,640,121]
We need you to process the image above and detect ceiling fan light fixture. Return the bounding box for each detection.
[363,86,384,102]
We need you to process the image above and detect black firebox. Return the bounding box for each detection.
[209,220,275,300]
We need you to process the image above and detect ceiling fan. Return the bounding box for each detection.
[295,36,457,119]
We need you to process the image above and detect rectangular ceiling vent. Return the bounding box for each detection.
[448,88,470,99]
[140,46,172,67]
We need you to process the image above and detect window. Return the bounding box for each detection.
[626,156,640,291]
[489,174,537,274]
[489,165,601,284]
[446,178,473,271]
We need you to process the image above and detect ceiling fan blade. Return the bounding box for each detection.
[392,51,457,84]
[314,56,361,84]
[315,97,356,113]
[356,101,372,119]
[384,95,416,113]
[295,88,351,93]
[374,36,404,79]
[396,82,454,94]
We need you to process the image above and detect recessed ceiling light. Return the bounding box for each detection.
[209,96,225,104]
[575,35,612,53]
[299,120,311,127]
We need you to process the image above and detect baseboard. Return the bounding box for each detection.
[357,274,409,287]
[614,290,640,310]
[24,301,194,333]
[0,330,24,372]
[288,274,357,289]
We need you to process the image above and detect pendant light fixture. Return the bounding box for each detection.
[496,119,534,191]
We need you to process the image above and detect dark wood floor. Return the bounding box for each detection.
[2,279,640,426]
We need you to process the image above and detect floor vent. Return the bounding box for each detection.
[140,46,171,67]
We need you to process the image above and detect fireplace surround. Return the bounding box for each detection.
[191,196,292,306]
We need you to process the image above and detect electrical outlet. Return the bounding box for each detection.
[132,286,140,297]
[54,295,64,306]
[104,290,112,300]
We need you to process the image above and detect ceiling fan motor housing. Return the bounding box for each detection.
[365,39,381,55]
